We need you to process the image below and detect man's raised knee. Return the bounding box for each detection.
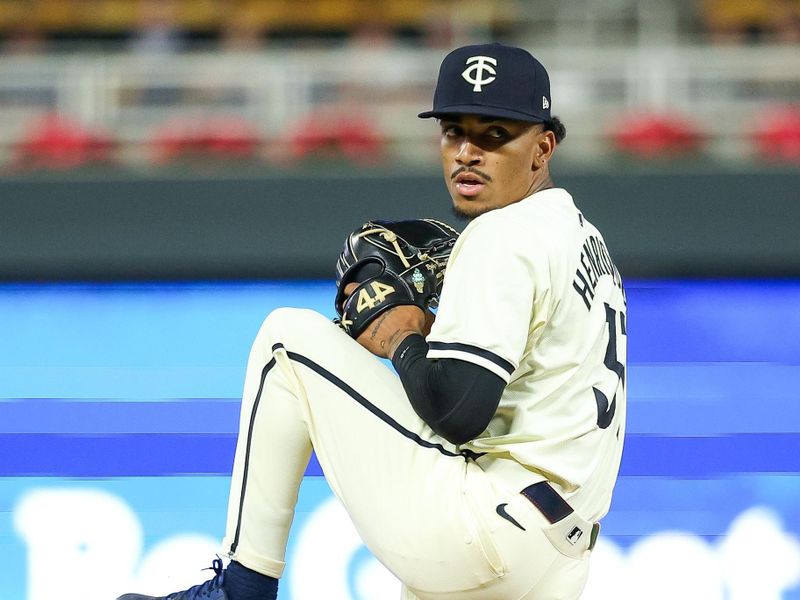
[257,307,341,351]
[262,307,327,333]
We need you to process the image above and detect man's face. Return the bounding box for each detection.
[439,115,543,220]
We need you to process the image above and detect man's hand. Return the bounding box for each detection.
[343,282,434,358]
[356,304,427,358]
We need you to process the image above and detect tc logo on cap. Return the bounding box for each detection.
[461,56,497,92]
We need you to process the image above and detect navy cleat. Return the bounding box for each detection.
[117,558,228,600]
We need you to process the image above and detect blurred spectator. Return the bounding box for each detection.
[340,16,420,105]
[126,0,187,108]
[753,105,800,163]
[209,2,269,104]
[219,2,269,52]
[128,0,184,56]
[278,17,412,165]
[420,6,458,50]
[774,0,800,42]
[611,112,704,159]
[1,0,46,54]
[701,0,800,43]
[12,113,114,171]
[141,4,270,168]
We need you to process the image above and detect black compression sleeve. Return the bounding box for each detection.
[391,334,505,445]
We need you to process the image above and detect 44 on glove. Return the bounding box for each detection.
[334,219,459,339]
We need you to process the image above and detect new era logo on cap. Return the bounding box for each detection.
[419,42,553,123]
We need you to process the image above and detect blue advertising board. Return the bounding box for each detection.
[2,280,799,599]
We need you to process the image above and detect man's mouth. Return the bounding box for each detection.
[453,172,486,197]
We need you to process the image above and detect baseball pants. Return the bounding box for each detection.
[221,308,591,599]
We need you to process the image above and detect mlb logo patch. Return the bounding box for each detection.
[567,526,583,545]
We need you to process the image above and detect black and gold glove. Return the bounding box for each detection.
[334,219,459,338]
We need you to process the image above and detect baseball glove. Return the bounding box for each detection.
[334,219,459,339]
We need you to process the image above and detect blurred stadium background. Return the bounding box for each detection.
[1,1,799,599]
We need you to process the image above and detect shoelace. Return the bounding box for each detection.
[167,558,225,599]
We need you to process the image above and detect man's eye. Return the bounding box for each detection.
[486,128,508,139]
[443,126,461,137]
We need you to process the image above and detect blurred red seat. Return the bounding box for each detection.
[14,113,114,170]
[611,113,704,159]
[151,116,261,164]
[288,111,383,163]
[202,117,260,158]
[752,105,800,163]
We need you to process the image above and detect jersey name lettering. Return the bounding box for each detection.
[572,235,625,311]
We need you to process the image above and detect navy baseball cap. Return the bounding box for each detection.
[419,43,552,123]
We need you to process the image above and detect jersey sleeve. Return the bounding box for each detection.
[426,215,549,383]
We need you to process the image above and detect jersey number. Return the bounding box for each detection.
[594,303,626,429]
[356,281,396,312]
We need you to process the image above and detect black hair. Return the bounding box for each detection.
[543,116,567,144]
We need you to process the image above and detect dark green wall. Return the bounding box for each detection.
[1,169,798,280]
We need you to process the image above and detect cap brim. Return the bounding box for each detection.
[418,104,547,123]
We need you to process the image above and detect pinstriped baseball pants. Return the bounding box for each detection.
[221,307,590,599]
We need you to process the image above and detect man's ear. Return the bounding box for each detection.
[532,129,555,170]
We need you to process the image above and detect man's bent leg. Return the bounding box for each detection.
[220,309,315,576]
[221,308,506,595]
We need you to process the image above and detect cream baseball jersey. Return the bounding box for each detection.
[427,187,627,522]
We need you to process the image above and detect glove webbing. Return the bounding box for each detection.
[357,228,412,269]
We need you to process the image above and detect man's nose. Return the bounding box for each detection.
[455,139,483,166]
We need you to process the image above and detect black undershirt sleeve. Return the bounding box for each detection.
[391,334,506,445]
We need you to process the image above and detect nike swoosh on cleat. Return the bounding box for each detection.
[496,503,526,531]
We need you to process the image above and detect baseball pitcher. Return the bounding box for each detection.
[119,43,627,600]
